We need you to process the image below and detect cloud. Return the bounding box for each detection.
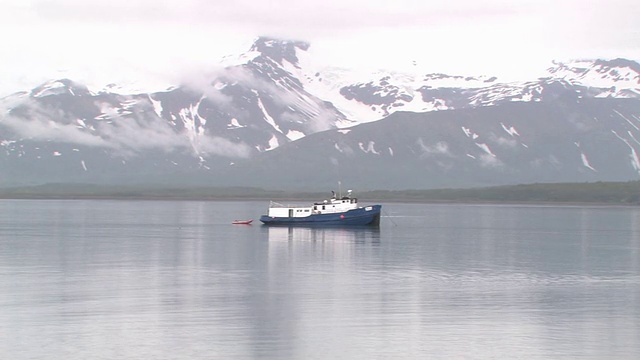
[307,105,342,133]
[178,66,236,110]
[94,105,252,158]
[478,153,503,168]
[0,96,252,159]
[0,101,110,147]
[180,66,287,109]
[1,0,638,97]
[195,136,252,158]
[417,139,453,157]
[25,1,497,31]
[98,114,190,153]
[180,64,342,133]
[491,134,518,148]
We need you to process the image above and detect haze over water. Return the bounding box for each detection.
[1,200,639,359]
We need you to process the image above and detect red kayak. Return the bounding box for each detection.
[232,219,253,225]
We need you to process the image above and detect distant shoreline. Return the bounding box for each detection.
[1,181,639,206]
[1,196,636,208]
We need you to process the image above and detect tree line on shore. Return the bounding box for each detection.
[1,181,639,204]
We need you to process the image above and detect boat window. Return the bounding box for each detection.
[322,205,325,210]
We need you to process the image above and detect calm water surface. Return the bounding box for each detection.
[0,200,639,359]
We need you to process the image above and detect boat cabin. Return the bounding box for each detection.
[265,192,359,218]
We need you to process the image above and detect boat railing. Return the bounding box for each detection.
[268,198,356,208]
[268,201,307,208]
[269,201,286,208]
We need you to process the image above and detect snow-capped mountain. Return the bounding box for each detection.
[1,37,352,161]
[304,58,640,122]
[223,97,640,190]
[1,36,640,189]
[547,58,640,95]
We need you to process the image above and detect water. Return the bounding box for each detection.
[1,200,639,359]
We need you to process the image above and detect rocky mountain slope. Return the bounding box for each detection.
[222,97,640,189]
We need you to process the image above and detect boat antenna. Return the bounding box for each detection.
[338,181,342,199]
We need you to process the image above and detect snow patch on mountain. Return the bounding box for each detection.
[95,102,121,120]
[581,153,597,171]
[613,109,640,130]
[149,95,163,118]
[284,49,379,122]
[31,80,68,98]
[228,118,245,129]
[462,127,479,140]
[359,141,381,155]
[265,135,279,151]
[256,95,282,134]
[178,102,205,140]
[286,129,305,141]
[501,123,520,137]
[476,143,496,157]
[611,130,640,173]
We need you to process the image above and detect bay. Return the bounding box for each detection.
[0,200,639,359]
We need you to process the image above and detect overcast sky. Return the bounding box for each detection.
[1,0,639,96]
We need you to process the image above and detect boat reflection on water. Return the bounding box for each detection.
[263,225,381,245]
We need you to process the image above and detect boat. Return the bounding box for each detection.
[232,219,253,225]
[259,190,381,226]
